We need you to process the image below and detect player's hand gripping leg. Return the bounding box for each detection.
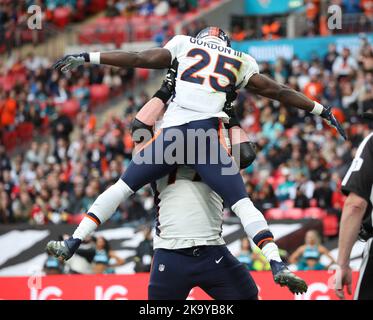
[270,260,308,294]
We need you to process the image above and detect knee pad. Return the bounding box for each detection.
[231,141,257,169]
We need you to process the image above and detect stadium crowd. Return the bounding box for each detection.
[0,51,135,147]
[231,0,373,41]
[1,0,207,53]
[105,0,203,17]
[0,0,110,53]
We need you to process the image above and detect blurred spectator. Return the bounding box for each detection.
[323,44,339,71]
[91,236,125,274]
[294,187,310,209]
[276,168,296,202]
[43,251,64,275]
[0,190,12,223]
[313,177,333,209]
[154,0,170,16]
[72,78,90,111]
[342,0,362,14]
[0,90,17,130]
[254,183,277,213]
[332,47,358,79]
[289,230,336,270]
[12,190,33,223]
[304,0,320,36]
[304,69,324,102]
[50,107,73,142]
[361,0,373,20]
[261,18,282,40]
[236,238,254,270]
[231,25,250,42]
[0,145,11,171]
[106,0,121,17]
[134,226,154,272]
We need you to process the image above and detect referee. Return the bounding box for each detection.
[335,113,373,300]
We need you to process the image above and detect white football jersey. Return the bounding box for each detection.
[152,165,225,249]
[161,35,259,128]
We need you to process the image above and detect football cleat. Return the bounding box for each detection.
[46,237,81,262]
[270,260,308,294]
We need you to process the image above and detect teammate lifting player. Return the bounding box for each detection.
[47,27,346,296]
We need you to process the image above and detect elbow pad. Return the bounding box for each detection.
[131,118,153,143]
[232,141,257,169]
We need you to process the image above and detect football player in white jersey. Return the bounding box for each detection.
[48,27,345,295]
[131,69,302,299]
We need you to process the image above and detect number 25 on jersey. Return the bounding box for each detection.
[180,48,242,92]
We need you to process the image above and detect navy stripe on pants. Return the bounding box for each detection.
[121,118,247,207]
[148,245,258,300]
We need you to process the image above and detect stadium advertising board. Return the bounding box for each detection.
[232,34,373,62]
[244,0,304,15]
[0,271,358,300]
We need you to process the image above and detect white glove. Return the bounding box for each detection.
[53,52,89,73]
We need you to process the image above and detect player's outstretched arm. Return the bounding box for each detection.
[100,49,172,69]
[53,48,172,73]
[245,73,347,140]
[246,73,314,111]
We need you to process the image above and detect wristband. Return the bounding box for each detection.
[311,101,324,115]
[153,89,172,104]
[89,52,101,64]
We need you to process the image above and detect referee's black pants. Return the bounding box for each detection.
[355,238,373,300]
[148,245,258,300]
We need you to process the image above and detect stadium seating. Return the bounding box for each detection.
[16,122,34,144]
[283,199,295,209]
[304,208,328,220]
[66,213,85,225]
[322,215,339,237]
[265,206,335,233]
[87,0,108,14]
[77,0,223,44]
[1,131,17,151]
[61,99,80,118]
[283,208,305,220]
[89,84,110,107]
[265,208,285,220]
[53,7,71,29]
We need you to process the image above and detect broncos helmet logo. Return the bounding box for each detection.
[196,27,231,47]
